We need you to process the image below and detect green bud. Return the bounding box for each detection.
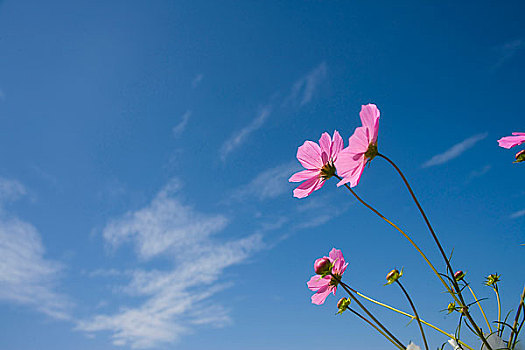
[447,302,456,314]
[385,268,403,285]
[485,273,501,286]
[514,150,525,163]
[336,297,351,315]
[454,270,465,281]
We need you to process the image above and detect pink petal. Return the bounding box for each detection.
[331,130,344,160]
[293,176,321,198]
[339,262,348,275]
[318,132,332,163]
[334,146,366,187]
[359,104,380,144]
[297,141,323,170]
[289,169,319,183]
[337,160,365,188]
[347,161,366,187]
[512,132,525,136]
[349,126,370,151]
[311,285,332,305]
[498,135,525,149]
[329,248,344,262]
[307,275,330,291]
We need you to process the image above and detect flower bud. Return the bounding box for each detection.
[385,268,402,285]
[515,150,525,163]
[314,257,331,275]
[336,297,351,314]
[447,302,456,314]
[454,270,465,281]
[485,273,501,286]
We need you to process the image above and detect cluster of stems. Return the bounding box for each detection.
[330,154,524,350]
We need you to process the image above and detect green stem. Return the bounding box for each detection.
[351,288,474,350]
[346,307,406,350]
[508,285,525,348]
[466,284,492,333]
[333,276,406,349]
[333,174,459,302]
[396,280,429,350]
[493,286,501,337]
[377,153,492,350]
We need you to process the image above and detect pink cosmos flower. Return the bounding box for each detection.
[289,131,344,198]
[497,132,525,149]
[335,104,380,188]
[307,248,348,305]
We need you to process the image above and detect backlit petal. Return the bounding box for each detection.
[297,141,323,169]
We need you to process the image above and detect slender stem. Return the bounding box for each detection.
[333,174,459,303]
[396,280,429,350]
[333,276,406,349]
[466,284,492,333]
[493,286,501,337]
[350,288,474,350]
[346,307,406,350]
[377,153,492,350]
[513,315,525,349]
[508,285,525,347]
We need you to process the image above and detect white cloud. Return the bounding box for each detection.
[422,133,488,168]
[510,209,525,219]
[220,106,271,161]
[0,178,70,319]
[232,162,299,201]
[0,177,27,205]
[78,179,263,348]
[191,74,204,89]
[172,111,191,137]
[285,62,327,107]
[493,39,523,69]
[467,164,491,182]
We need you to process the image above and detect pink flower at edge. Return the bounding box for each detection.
[307,248,348,305]
[289,131,344,198]
[497,132,525,149]
[335,104,380,188]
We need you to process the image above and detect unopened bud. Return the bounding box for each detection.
[336,297,351,314]
[314,257,331,275]
[515,150,525,163]
[447,302,456,314]
[454,270,465,281]
[385,269,402,285]
[485,273,501,286]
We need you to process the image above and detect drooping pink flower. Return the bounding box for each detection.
[307,248,348,305]
[335,104,380,188]
[289,131,344,198]
[497,132,525,149]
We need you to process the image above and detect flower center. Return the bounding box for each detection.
[364,143,378,161]
[320,162,336,179]
[329,274,341,287]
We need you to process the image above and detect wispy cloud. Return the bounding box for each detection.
[0,178,70,319]
[510,209,525,219]
[466,164,491,182]
[219,106,271,161]
[172,111,191,137]
[493,39,523,69]
[0,89,5,101]
[0,178,26,204]
[191,74,204,89]
[422,133,488,168]
[285,62,327,107]
[231,162,299,201]
[78,179,263,348]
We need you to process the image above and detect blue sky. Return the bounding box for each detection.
[0,1,524,349]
